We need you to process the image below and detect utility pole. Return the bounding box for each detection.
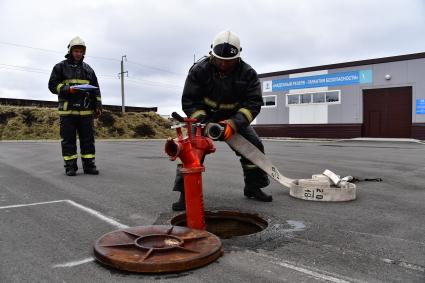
[119,55,128,113]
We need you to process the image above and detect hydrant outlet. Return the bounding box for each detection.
[165,138,181,161]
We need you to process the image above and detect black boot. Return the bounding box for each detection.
[243,169,272,202]
[244,187,273,202]
[172,165,185,211]
[82,159,99,175]
[172,192,186,211]
[64,160,78,176]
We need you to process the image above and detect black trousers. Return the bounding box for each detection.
[60,115,95,161]
[173,125,269,192]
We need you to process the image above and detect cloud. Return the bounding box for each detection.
[1,0,424,114]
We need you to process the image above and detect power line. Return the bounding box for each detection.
[0,63,49,72]
[0,65,179,92]
[0,41,63,54]
[126,78,183,90]
[0,67,114,79]
[0,63,111,78]
[126,76,183,88]
[0,40,185,74]
[0,63,183,89]
[0,41,119,62]
[0,64,50,74]
[127,60,184,76]
[0,66,182,91]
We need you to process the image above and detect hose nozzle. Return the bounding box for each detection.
[204,123,224,140]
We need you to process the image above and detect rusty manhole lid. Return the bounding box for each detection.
[93,225,223,273]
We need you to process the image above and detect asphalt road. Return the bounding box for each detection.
[0,139,424,282]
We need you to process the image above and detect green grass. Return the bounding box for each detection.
[0,105,175,140]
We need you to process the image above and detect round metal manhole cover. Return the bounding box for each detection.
[93,225,223,273]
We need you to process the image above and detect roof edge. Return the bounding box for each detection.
[258,52,425,78]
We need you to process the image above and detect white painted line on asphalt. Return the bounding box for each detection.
[52,257,95,268]
[0,199,129,269]
[57,200,129,268]
[65,200,129,229]
[0,199,66,210]
[246,250,360,283]
[0,199,128,229]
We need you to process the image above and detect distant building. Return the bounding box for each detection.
[254,52,425,139]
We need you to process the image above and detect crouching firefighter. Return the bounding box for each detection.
[171,30,272,211]
[48,36,102,176]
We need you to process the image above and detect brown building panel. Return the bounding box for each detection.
[253,124,362,139]
[412,123,425,139]
[254,123,424,139]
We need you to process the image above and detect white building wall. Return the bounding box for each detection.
[288,70,328,124]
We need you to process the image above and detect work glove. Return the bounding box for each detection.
[61,85,79,94]
[219,120,235,141]
[60,85,82,95]
[69,87,78,94]
[94,108,103,119]
[94,101,103,118]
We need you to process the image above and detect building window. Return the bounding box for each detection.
[287,95,299,105]
[313,92,326,103]
[325,91,339,102]
[286,90,340,106]
[262,95,277,107]
[300,93,311,104]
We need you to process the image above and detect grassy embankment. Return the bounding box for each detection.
[0,105,175,140]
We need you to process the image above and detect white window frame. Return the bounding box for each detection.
[262,95,277,108]
[286,90,341,106]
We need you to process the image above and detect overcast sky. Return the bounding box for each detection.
[1,0,424,115]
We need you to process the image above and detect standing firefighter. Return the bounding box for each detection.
[48,36,102,176]
[172,30,272,211]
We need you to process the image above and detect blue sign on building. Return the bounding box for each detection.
[271,70,373,92]
[416,99,425,114]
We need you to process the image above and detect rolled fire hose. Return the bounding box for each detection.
[205,124,356,202]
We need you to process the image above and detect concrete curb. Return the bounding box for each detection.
[261,137,425,144]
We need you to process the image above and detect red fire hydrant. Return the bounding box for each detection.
[165,114,215,230]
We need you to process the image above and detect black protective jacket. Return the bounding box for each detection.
[182,56,263,130]
[48,58,102,115]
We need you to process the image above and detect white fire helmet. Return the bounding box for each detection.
[210,30,241,60]
[67,36,86,54]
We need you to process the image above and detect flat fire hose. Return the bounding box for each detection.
[226,134,297,189]
[226,134,356,202]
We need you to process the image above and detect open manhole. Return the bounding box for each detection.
[170,210,268,239]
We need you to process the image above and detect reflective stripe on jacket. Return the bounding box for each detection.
[48,59,102,116]
[181,56,263,130]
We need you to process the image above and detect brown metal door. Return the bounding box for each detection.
[363,86,412,138]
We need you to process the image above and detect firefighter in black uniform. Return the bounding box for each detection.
[48,36,102,176]
[172,30,272,211]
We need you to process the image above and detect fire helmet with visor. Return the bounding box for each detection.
[66,36,86,58]
[210,30,241,60]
